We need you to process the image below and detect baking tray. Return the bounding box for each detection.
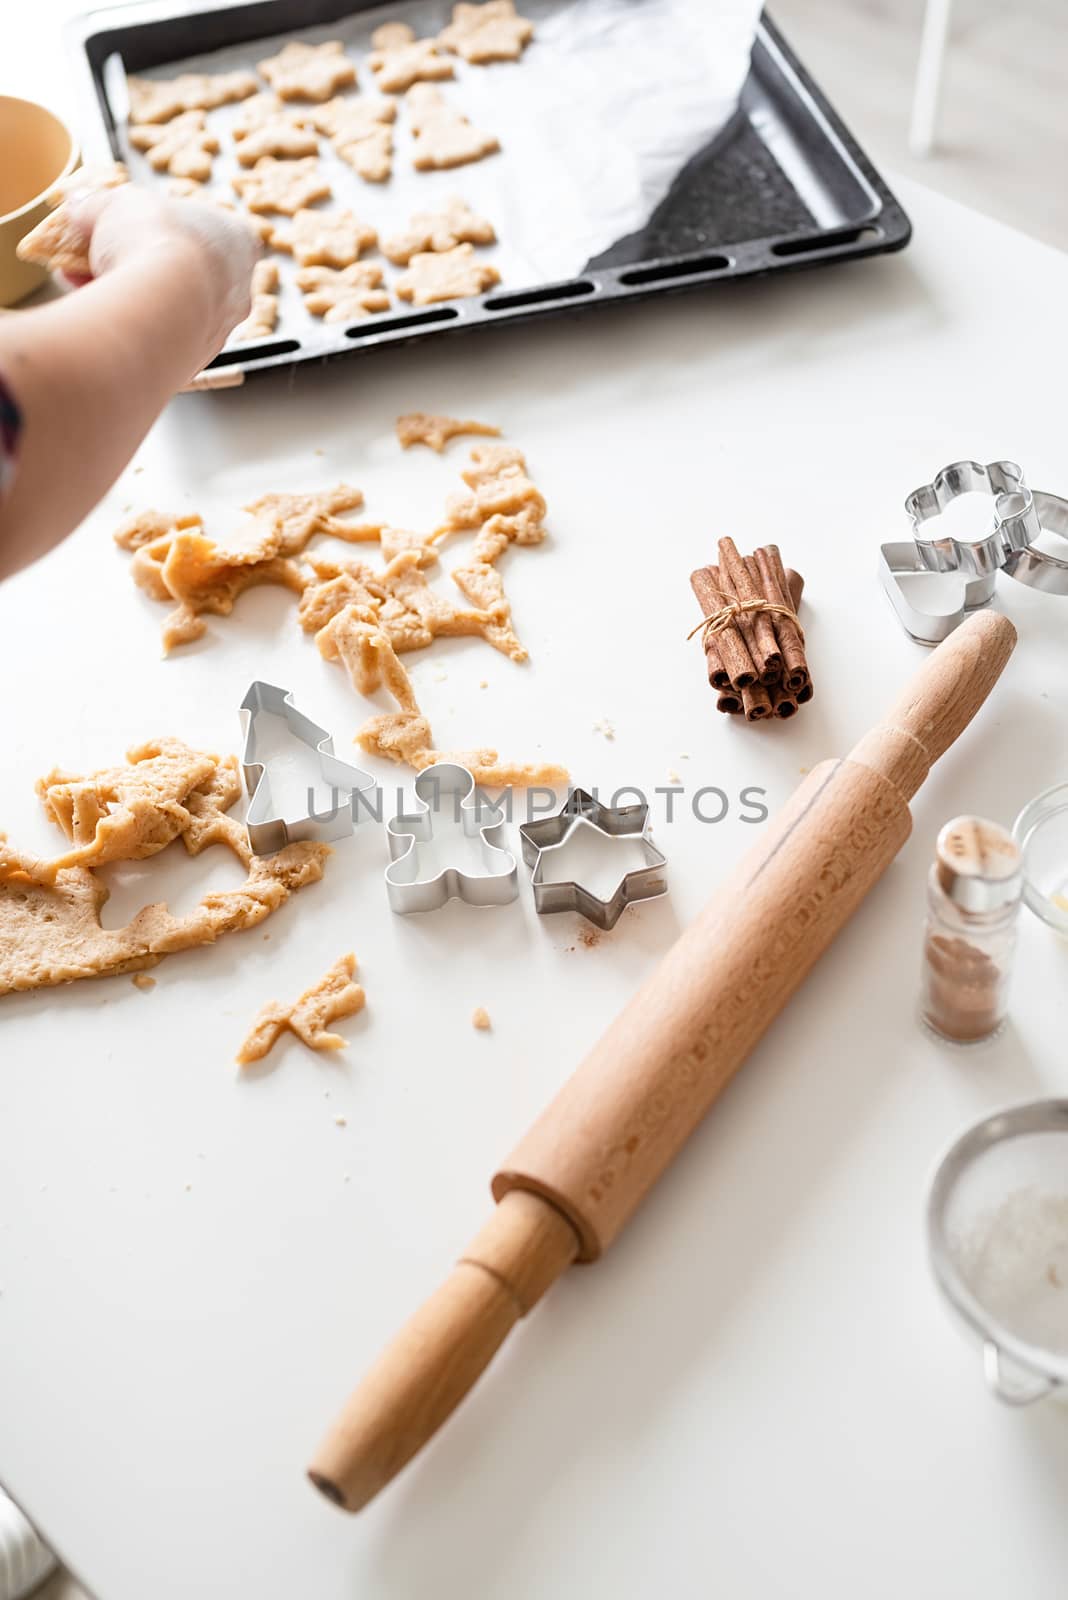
[67,1,911,379]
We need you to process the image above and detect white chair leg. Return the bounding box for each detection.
[909,0,955,157]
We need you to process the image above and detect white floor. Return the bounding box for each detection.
[773,0,1068,252]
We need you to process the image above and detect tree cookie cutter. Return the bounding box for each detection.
[384,762,518,914]
[518,789,668,931]
[240,681,377,856]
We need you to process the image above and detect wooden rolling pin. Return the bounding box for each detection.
[309,610,1016,1511]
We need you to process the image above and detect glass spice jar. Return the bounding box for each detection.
[921,815,1023,1044]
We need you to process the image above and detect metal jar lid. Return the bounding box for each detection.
[935,816,1023,913]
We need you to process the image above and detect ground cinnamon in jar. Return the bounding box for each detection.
[920,816,1022,1044]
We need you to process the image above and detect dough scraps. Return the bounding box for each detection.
[114,509,203,551]
[126,70,258,125]
[395,411,501,451]
[128,110,220,182]
[383,197,495,265]
[369,33,455,94]
[16,163,129,277]
[270,207,377,266]
[232,156,331,214]
[296,263,390,322]
[130,529,306,652]
[439,0,534,64]
[257,40,357,102]
[0,750,329,996]
[241,485,373,554]
[396,243,501,304]
[230,258,281,342]
[236,952,365,1064]
[406,85,500,171]
[439,443,547,543]
[449,557,526,661]
[234,119,319,166]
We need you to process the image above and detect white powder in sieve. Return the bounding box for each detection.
[955,1187,1068,1354]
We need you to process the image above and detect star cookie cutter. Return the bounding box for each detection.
[518,789,668,931]
[906,459,1040,578]
[384,762,518,914]
[240,681,377,856]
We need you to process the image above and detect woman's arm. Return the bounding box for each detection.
[0,186,259,580]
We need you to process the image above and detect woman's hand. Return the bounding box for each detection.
[64,185,261,365]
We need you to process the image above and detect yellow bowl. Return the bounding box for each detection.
[0,95,79,308]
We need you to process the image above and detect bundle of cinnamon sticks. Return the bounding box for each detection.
[689,538,812,721]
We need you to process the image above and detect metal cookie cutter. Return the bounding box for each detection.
[1002,490,1068,595]
[384,762,518,914]
[519,789,668,932]
[240,681,377,856]
[879,541,996,646]
[906,458,1040,577]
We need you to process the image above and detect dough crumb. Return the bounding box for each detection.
[479,679,488,688]
[667,769,680,784]
[396,411,501,451]
[593,719,615,740]
[131,974,157,991]
[471,1006,491,1030]
[335,1114,348,1128]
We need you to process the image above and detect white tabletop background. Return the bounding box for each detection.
[3,7,1068,1599]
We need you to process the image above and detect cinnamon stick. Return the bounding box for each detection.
[719,538,780,686]
[755,545,808,693]
[770,683,799,718]
[689,564,757,691]
[742,684,773,721]
[717,689,743,714]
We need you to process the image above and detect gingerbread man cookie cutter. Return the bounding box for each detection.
[519,789,668,931]
[240,681,377,855]
[906,459,1040,578]
[384,762,518,913]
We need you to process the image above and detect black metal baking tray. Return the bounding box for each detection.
[67,1,911,379]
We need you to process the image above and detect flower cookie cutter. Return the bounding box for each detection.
[384,762,518,914]
[240,681,377,856]
[518,789,668,931]
[905,459,1040,577]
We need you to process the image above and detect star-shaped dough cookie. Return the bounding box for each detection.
[234,119,319,165]
[406,85,500,170]
[126,69,258,124]
[129,110,220,182]
[439,0,534,63]
[232,156,331,214]
[368,28,455,94]
[269,207,377,266]
[256,39,357,101]
[395,243,501,304]
[382,196,495,264]
[297,263,391,323]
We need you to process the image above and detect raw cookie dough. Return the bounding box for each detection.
[369,33,455,94]
[396,242,501,304]
[230,258,281,342]
[439,0,534,63]
[450,557,526,661]
[296,263,390,322]
[236,952,365,1064]
[129,529,306,652]
[406,84,500,171]
[439,443,547,542]
[234,119,319,166]
[371,21,417,49]
[114,509,203,551]
[257,40,357,101]
[269,206,377,266]
[0,753,328,996]
[383,197,495,265]
[231,92,307,138]
[395,412,501,452]
[232,156,331,214]
[16,162,129,276]
[471,1006,491,1029]
[126,69,258,124]
[129,110,220,181]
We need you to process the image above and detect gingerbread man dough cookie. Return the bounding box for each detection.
[439,0,534,63]
[232,156,331,214]
[312,96,396,181]
[406,84,500,170]
[257,39,357,101]
[396,243,501,304]
[229,259,281,343]
[129,110,220,182]
[383,196,495,264]
[368,25,455,94]
[126,69,258,124]
[297,263,390,323]
[234,120,319,166]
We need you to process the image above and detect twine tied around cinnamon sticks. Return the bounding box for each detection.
[689,538,813,722]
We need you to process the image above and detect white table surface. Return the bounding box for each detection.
[4,14,1068,1600]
